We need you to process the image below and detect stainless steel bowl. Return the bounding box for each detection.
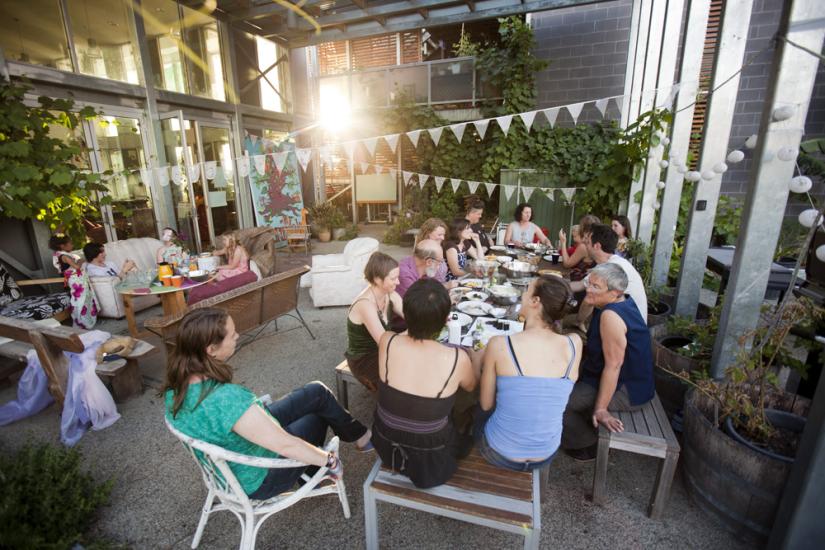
[502,261,538,279]
[488,285,521,305]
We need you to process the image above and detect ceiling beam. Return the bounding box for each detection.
[230,0,357,21]
[271,0,603,47]
[233,0,462,24]
[466,1,476,12]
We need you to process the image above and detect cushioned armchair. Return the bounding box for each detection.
[302,237,379,307]
[89,238,162,319]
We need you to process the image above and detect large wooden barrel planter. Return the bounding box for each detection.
[650,324,704,417]
[682,391,809,543]
[647,300,672,327]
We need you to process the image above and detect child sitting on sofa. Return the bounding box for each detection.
[213,234,250,281]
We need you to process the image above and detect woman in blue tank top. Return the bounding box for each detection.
[473,277,582,471]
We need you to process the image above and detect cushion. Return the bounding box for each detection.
[0,264,23,307]
[0,293,70,321]
[232,228,278,278]
[187,271,258,306]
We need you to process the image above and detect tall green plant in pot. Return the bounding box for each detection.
[0,78,107,243]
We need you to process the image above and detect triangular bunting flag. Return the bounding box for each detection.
[429,127,443,146]
[495,116,513,136]
[560,187,577,203]
[296,149,312,172]
[359,162,369,173]
[595,98,609,118]
[155,166,170,187]
[402,171,414,186]
[187,163,200,184]
[434,177,446,192]
[473,120,490,140]
[237,156,250,177]
[139,168,153,187]
[407,130,421,148]
[170,165,183,186]
[467,181,480,194]
[566,102,585,124]
[419,175,427,189]
[253,155,266,175]
[450,123,466,143]
[204,161,217,180]
[389,168,397,181]
[519,111,537,132]
[544,188,555,203]
[502,185,516,201]
[384,134,399,154]
[272,152,289,173]
[362,137,378,158]
[542,108,560,128]
[612,97,623,117]
[342,141,356,159]
[450,179,461,193]
[484,182,497,197]
[522,186,535,201]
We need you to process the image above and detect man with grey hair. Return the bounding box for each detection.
[562,262,655,462]
[396,239,457,297]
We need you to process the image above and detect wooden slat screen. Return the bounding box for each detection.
[401,31,422,64]
[351,34,398,70]
[688,0,723,169]
[318,41,349,76]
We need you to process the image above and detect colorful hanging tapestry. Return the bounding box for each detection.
[244,133,305,227]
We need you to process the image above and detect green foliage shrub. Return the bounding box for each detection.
[0,444,113,548]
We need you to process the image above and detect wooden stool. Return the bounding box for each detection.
[591,394,680,518]
[334,360,358,409]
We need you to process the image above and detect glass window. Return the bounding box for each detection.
[0,0,73,71]
[143,0,187,94]
[67,0,141,84]
[389,65,428,104]
[431,59,474,102]
[352,70,388,109]
[160,117,198,249]
[92,116,155,240]
[256,36,290,112]
[181,4,226,101]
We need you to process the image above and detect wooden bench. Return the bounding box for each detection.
[364,448,544,549]
[145,265,314,356]
[592,393,680,519]
[0,317,153,404]
[334,360,358,409]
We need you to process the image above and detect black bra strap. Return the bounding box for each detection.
[384,333,400,383]
[436,348,460,398]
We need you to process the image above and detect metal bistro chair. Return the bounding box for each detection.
[165,418,351,550]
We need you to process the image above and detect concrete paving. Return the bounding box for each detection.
[0,225,744,549]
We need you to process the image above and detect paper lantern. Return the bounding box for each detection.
[660,160,669,169]
[772,105,796,122]
[777,146,798,162]
[789,176,812,194]
[677,165,688,174]
[799,209,822,228]
[685,171,701,182]
[745,134,758,149]
[713,162,728,174]
[654,200,661,209]
[662,137,671,146]
[657,181,666,190]
[727,150,745,164]
[701,170,715,180]
[817,245,825,262]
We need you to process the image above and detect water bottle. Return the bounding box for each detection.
[447,313,462,345]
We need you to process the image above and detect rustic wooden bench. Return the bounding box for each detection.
[334,360,359,409]
[0,316,153,404]
[592,393,680,519]
[145,265,314,356]
[364,448,543,549]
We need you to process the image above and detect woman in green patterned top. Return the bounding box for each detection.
[164,308,373,499]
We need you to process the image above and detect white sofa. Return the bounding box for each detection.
[301,237,380,307]
[89,237,163,319]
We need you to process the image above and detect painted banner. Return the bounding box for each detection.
[244,133,305,228]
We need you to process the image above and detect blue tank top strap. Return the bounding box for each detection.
[562,335,576,379]
[505,336,524,376]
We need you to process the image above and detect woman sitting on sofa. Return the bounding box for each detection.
[83,243,137,279]
[156,227,183,265]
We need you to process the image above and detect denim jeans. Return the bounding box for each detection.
[472,408,555,472]
[248,381,367,500]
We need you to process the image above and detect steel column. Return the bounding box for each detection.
[651,0,712,287]
[710,0,825,376]
[673,0,754,318]
[636,0,685,245]
[619,0,643,129]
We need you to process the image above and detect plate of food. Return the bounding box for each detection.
[464,290,490,302]
[457,300,493,316]
[460,278,484,288]
[490,245,507,251]
[495,255,512,264]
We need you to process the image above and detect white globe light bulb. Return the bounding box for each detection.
[789,176,812,194]
[727,150,745,164]
[701,170,715,180]
[657,181,666,190]
[713,162,729,174]
[777,147,798,162]
[677,165,688,174]
[772,105,796,122]
[817,245,825,262]
[745,134,758,149]
[654,201,661,209]
[662,137,671,146]
[685,171,701,182]
[660,160,669,168]
[798,209,822,228]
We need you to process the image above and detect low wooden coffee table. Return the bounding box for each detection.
[118,276,215,338]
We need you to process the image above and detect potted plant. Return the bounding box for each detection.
[662,298,821,543]
[309,202,344,242]
[624,238,673,325]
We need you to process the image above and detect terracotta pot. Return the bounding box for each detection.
[318,229,332,242]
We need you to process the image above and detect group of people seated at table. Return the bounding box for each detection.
[162,200,653,501]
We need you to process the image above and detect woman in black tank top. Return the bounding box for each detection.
[370,279,477,488]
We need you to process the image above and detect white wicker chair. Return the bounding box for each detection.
[165,419,351,549]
